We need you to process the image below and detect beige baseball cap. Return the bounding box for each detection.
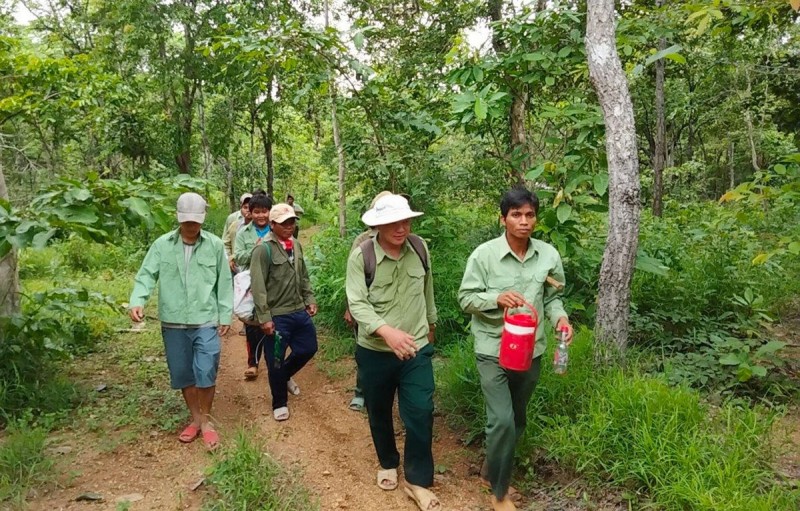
[176,192,207,224]
[269,203,299,223]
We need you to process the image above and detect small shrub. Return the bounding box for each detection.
[0,424,54,506]
[204,429,317,510]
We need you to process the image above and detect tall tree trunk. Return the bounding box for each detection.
[0,160,20,316]
[585,0,642,361]
[652,14,666,218]
[220,157,235,211]
[198,83,212,177]
[326,0,347,237]
[258,111,275,199]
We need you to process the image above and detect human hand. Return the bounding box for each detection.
[218,325,230,336]
[228,258,236,271]
[497,291,527,310]
[129,306,144,322]
[556,317,574,344]
[260,321,275,335]
[306,304,318,317]
[376,325,418,361]
[343,309,354,326]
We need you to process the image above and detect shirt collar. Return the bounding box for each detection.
[167,228,210,244]
[499,232,537,262]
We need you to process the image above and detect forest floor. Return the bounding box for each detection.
[20,227,800,511]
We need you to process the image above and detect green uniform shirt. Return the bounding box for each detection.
[129,229,233,326]
[233,222,269,270]
[458,234,567,359]
[222,211,242,255]
[250,232,315,324]
[346,235,437,353]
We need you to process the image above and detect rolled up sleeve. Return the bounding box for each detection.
[458,250,500,315]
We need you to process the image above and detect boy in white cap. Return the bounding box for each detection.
[128,192,232,450]
[249,203,318,421]
[345,194,441,511]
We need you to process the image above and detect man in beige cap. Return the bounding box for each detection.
[345,194,441,511]
[249,203,318,421]
[128,192,232,451]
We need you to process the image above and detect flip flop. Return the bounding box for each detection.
[244,366,258,379]
[376,468,398,491]
[273,406,290,421]
[491,495,517,511]
[178,424,200,443]
[403,482,442,510]
[349,395,365,411]
[202,429,220,451]
[287,378,301,396]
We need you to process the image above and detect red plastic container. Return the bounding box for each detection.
[499,303,539,371]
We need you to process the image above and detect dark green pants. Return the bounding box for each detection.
[356,344,435,487]
[476,354,542,499]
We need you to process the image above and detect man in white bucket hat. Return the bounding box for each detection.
[458,187,573,511]
[346,193,441,511]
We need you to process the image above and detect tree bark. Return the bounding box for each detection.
[326,0,347,237]
[653,25,666,217]
[585,0,642,361]
[0,159,20,316]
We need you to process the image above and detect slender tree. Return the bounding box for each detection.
[585,0,642,360]
[0,159,20,316]
[652,0,666,217]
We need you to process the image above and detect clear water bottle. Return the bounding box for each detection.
[553,327,569,375]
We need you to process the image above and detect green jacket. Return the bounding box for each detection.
[458,234,567,359]
[250,232,315,323]
[346,235,437,352]
[233,222,270,270]
[129,229,233,326]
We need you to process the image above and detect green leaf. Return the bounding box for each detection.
[545,76,555,86]
[645,44,683,66]
[474,97,487,121]
[635,255,669,276]
[353,31,365,50]
[473,66,484,82]
[558,47,572,58]
[593,174,609,196]
[750,365,767,378]
[755,340,786,358]
[719,353,742,366]
[526,164,545,181]
[556,203,572,223]
[32,228,57,248]
[788,241,800,255]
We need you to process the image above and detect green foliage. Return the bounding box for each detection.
[0,288,115,421]
[0,424,54,506]
[204,429,317,511]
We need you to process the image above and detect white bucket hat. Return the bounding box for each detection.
[361,194,423,227]
[176,192,207,224]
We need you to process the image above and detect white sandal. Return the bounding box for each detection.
[287,378,301,396]
[273,406,289,421]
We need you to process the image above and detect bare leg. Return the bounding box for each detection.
[197,386,216,432]
[181,386,202,427]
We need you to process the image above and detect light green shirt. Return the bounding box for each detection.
[129,229,233,326]
[346,235,437,353]
[233,222,269,270]
[222,210,242,255]
[458,234,567,359]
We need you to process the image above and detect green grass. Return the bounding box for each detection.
[204,429,318,510]
[437,329,800,511]
[0,425,54,508]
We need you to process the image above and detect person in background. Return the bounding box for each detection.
[222,193,253,261]
[233,193,273,379]
[457,187,573,511]
[128,192,232,451]
[286,194,304,238]
[345,194,441,511]
[249,204,318,421]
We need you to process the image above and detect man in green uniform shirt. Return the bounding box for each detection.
[345,194,441,511]
[458,187,573,511]
[129,192,232,451]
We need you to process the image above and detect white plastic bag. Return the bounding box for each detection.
[233,270,257,324]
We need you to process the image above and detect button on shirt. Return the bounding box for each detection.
[346,236,437,353]
[458,234,567,359]
[129,229,233,326]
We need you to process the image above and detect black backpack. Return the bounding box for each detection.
[359,234,429,288]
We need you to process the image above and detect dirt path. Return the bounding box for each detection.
[28,225,493,511]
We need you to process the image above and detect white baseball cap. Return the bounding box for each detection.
[361,194,423,227]
[176,192,207,224]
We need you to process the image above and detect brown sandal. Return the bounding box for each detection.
[244,366,258,379]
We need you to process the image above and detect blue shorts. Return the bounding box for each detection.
[161,326,221,389]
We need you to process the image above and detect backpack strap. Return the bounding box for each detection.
[360,234,429,289]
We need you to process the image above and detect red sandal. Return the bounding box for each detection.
[202,429,220,451]
[178,424,200,443]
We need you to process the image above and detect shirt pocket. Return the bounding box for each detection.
[368,270,394,307]
[405,265,426,296]
[270,251,294,282]
[487,275,516,293]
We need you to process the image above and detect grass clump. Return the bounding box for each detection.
[204,429,317,510]
[0,425,54,507]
